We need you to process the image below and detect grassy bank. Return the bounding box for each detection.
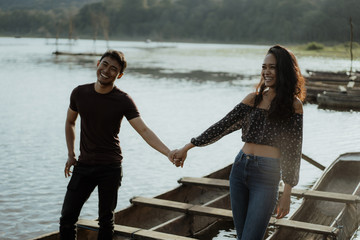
[290,42,360,59]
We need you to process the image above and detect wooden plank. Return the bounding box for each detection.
[278,186,360,203]
[301,153,326,170]
[190,206,338,236]
[131,196,193,213]
[179,177,360,203]
[281,187,306,197]
[178,177,229,189]
[30,231,59,240]
[188,205,233,220]
[269,218,338,236]
[77,219,196,240]
[130,197,339,236]
[303,190,360,204]
[77,219,139,237]
[135,229,196,240]
[130,196,232,220]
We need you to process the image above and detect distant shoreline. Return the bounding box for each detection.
[2,35,359,60]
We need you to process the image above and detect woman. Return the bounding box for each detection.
[170,45,306,240]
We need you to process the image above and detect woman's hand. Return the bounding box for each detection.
[174,147,188,167]
[169,148,188,167]
[169,143,195,168]
[276,184,292,218]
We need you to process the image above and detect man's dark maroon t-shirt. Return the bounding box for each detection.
[69,83,140,165]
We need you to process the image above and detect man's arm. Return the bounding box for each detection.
[128,117,172,162]
[64,108,78,177]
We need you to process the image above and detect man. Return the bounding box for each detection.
[59,50,173,240]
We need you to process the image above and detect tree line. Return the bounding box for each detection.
[0,0,359,44]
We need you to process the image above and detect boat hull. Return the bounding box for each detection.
[32,165,233,240]
[317,92,360,111]
[267,152,360,240]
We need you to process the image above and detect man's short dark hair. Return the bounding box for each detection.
[100,50,127,73]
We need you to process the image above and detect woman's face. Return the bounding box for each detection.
[262,53,277,88]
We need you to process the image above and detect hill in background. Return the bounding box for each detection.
[0,0,359,45]
[0,0,101,10]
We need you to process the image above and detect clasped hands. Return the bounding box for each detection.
[168,147,188,168]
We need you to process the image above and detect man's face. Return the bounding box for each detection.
[96,56,122,86]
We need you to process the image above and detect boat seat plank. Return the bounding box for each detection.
[131,196,232,219]
[178,177,229,189]
[300,189,360,204]
[77,219,139,237]
[77,219,197,240]
[269,218,338,236]
[279,187,360,203]
[188,205,233,220]
[131,196,193,213]
[129,197,339,236]
[135,229,197,240]
[179,177,360,203]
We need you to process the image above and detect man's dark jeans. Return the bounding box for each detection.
[59,163,122,240]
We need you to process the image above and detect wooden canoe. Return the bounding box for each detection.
[31,153,360,240]
[306,70,360,82]
[267,152,360,240]
[31,164,234,240]
[305,81,347,103]
[52,51,102,56]
[306,70,349,77]
[304,70,360,104]
[317,91,360,111]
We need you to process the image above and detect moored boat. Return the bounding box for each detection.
[31,153,360,240]
[52,51,102,56]
[31,164,233,240]
[304,70,360,110]
[305,81,346,103]
[267,152,360,240]
[317,91,360,111]
[306,70,360,84]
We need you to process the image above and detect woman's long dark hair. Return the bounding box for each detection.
[254,45,306,119]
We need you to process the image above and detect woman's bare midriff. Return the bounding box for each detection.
[242,142,281,159]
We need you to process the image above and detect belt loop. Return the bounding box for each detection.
[240,150,244,159]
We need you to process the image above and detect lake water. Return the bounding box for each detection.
[0,37,359,240]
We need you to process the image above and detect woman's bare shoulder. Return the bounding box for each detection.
[293,98,303,114]
[241,92,257,106]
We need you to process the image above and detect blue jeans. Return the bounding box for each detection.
[229,150,280,240]
[59,163,122,240]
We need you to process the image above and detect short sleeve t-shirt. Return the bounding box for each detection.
[70,83,140,165]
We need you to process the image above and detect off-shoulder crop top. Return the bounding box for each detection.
[191,102,303,187]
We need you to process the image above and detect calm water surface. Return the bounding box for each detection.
[0,37,359,240]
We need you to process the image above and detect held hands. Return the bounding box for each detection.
[64,156,77,178]
[168,147,189,168]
